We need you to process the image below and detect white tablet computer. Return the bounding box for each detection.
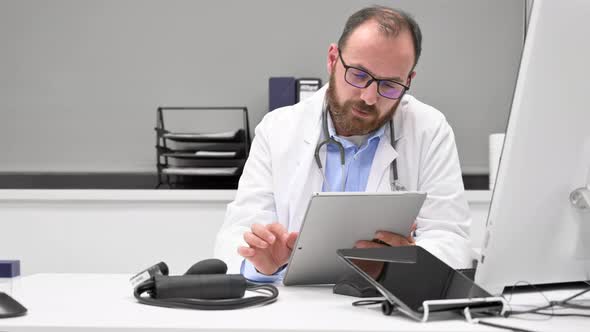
[282,191,426,286]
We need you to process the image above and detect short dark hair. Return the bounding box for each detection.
[337,6,423,70]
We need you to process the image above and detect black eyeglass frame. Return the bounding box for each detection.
[338,50,411,100]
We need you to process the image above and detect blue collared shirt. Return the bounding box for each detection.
[322,115,384,192]
[241,114,384,282]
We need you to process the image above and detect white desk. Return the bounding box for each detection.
[1,274,588,332]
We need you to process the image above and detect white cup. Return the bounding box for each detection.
[489,133,506,190]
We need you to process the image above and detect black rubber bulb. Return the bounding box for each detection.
[185,258,228,275]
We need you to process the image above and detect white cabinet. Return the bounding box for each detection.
[0,190,491,274]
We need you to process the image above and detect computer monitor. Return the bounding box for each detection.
[474,0,590,295]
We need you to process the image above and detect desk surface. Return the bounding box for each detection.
[0,274,588,332]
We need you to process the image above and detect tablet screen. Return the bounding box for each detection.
[338,247,493,313]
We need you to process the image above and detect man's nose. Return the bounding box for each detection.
[360,81,378,105]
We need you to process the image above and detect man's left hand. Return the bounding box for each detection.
[355,230,415,248]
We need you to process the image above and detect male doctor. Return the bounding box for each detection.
[214,6,473,281]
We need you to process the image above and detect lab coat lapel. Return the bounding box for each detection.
[286,97,324,232]
[365,100,406,192]
[366,136,398,192]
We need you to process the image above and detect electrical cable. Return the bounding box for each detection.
[521,311,590,318]
[505,282,590,317]
[476,319,539,332]
[351,299,385,307]
[471,280,590,331]
[559,302,590,310]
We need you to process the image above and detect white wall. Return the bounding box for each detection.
[0,0,524,175]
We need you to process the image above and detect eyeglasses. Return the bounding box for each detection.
[338,51,410,100]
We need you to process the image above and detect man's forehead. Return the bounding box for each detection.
[341,27,415,79]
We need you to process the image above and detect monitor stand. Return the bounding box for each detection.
[332,272,380,298]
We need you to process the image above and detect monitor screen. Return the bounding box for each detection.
[474,0,590,294]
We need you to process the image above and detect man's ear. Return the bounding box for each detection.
[407,71,416,86]
[327,43,339,74]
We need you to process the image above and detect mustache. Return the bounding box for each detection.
[347,101,377,114]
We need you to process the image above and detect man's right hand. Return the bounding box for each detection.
[237,223,298,276]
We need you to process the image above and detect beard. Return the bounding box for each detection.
[326,73,398,136]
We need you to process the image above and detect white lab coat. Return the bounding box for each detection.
[214,85,474,273]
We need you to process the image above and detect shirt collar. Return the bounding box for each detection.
[326,110,387,148]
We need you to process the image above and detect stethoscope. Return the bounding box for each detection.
[314,100,406,192]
